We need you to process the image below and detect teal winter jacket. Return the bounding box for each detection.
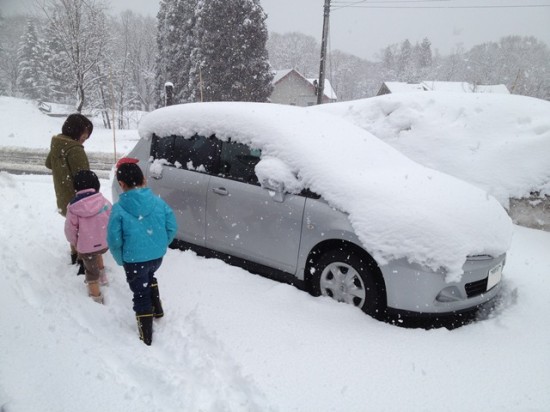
[107,187,177,265]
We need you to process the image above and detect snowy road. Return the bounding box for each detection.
[0,147,116,177]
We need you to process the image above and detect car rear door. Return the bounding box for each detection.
[146,134,220,247]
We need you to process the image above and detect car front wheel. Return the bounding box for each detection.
[309,249,386,318]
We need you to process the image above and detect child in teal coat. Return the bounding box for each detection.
[107,161,177,345]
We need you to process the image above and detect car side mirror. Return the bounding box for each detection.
[262,178,285,202]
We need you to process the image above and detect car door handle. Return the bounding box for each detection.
[212,187,229,196]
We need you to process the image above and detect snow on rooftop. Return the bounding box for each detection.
[384,82,425,93]
[421,81,510,94]
[383,81,509,94]
[272,69,337,100]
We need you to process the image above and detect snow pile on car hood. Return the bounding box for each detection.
[312,92,550,207]
[139,102,513,281]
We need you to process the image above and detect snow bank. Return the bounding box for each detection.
[312,92,550,207]
[0,96,140,154]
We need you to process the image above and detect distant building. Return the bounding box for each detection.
[377,81,510,96]
[270,69,337,106]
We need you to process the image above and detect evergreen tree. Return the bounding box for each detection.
[193,0,273,102]
[17,20,46,100]
[418,37,432,68]
[155,0,198,105]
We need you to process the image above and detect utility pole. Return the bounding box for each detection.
[316,0,331,105]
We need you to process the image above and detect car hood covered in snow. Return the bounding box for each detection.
[138,102,513,281]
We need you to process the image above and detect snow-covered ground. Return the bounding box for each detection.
[1,96,550,411]
[1,172,549,411]
[0,96,141,155]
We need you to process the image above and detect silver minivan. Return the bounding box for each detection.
[113,102,511,325]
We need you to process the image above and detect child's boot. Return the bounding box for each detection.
[77,259,85,276]
[136,313,154,345]
[151,278,164,318]
[87,281,104,304]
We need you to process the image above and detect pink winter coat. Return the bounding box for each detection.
[65,189,112,254]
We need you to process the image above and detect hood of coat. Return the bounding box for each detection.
[117,187,156,219]
[69,190,110,218]
[50,134,83,153]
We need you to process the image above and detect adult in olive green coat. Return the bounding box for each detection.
[45,113,93,216]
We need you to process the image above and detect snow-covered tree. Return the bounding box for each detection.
[464,36,550,99]
[155,0,199,105]
[17,20,46,100]
[38,0,109,112]
[267,32,319,77]
[41,20,74,103]
[397,39,413,80]
[122,12,157,112]
[417,37,432,68]
[0,14,26,96]
[192,0,273,102]
[156,0,273,104]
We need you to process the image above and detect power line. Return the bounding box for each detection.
[332,1,550,10]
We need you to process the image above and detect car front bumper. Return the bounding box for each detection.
[380,253,506,314]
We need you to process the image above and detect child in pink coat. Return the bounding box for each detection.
[65,170,112,303]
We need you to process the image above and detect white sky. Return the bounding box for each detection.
[2,0,550,59]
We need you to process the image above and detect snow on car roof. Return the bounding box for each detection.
[138,102,513,281]
[313,92,550,207]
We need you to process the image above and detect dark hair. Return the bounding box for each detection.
[62,113,93,140]
[73,170,100,192]
[116,163,144,188]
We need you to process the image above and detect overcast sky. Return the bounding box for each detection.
[2,0,549,60]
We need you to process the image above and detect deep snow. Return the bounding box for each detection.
[312,92,550,208]
[1,172,549,411]
[1,97,549,411]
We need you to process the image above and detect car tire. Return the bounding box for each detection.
[309,249,386,318]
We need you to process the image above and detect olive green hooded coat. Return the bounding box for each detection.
[45,134,90,216]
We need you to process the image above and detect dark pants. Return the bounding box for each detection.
[123,258,162,314]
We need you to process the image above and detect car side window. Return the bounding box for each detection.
[173,134,221,174]
[151,134,175,163]
[220,140,261,185]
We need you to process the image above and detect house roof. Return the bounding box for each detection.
[306,78,337,100]
[273,69,337,100]
[421,81,510,94]
[272,69,294,84]
[383,81,510,94]
[383,82,425,93]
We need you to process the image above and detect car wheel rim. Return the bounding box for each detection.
[320,262,366,307]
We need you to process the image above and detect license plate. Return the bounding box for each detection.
[487,263,503,291]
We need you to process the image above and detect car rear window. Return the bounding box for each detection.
[151,134,221,174]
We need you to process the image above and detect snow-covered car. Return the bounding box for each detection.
[311,92,550,230]
[113,102,513,324]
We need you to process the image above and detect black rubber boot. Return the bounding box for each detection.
[151,278,164,319]
[77,259,85,276]
[136,313,154,346]
[70,252,78,265]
